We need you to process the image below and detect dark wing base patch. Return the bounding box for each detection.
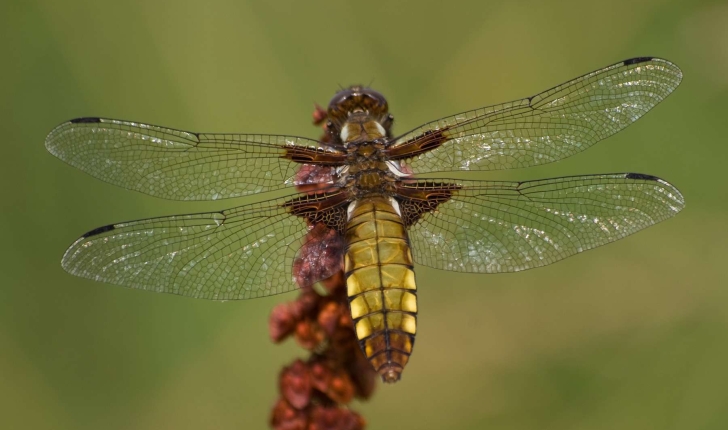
[284,191,351,233]
[394,181,461,227]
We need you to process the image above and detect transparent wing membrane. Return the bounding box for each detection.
[389,58,682,173]
[406,173,684,273]
[45,118,339,201]
[61,192,336,300]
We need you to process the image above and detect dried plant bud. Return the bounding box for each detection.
[312,104,327,125]
[294,290,320,317]
[270,302,298,343]
[309,358,332,392]
[320,271,345,294]
[270,398,308,430]
[337,304,353,326]
[327,368,355,404]
[280,359,312,410]
[294,320,325,350]
[317,301,342,336]
[308,357,355,404]
[308,405,365,430]
[293,224,345,288]
[327,330,355,356]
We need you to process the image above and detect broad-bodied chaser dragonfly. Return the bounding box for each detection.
[46,57,684,383]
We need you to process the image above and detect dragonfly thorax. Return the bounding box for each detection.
[345,159,397,198]
[340,116,387,145]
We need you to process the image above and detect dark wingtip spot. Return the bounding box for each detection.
[83,224,115,238]
[626,173,659,181]
[623,57,653,66]
[70,117,102,124]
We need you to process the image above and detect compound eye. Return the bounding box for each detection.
[327,90,354,112]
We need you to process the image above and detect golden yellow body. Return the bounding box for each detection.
[345,196,417,383]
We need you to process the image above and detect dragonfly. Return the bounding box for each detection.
[46,57,684,383]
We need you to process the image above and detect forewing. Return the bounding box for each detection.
[61,190,348,300]
[387,58,682,173]
[402,174,684,273]
[45,118,345,201]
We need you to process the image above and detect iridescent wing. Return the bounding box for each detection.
[397,174,684,273]
[60,189,349,300]
[45,118,346,201]
[385,58,682,173]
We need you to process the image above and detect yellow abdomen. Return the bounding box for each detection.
[344,196,417,383]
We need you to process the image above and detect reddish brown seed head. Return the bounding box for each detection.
[312,103,327,125]
[269,302,298,343]
[279,360,312,409]
[270,398,307,430]
[308,405,365,430]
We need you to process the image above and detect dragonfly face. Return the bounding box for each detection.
[46,57,685,383]
[326,86,392,139]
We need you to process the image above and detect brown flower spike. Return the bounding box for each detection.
[269,105,376,430]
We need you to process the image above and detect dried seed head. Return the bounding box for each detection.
[270,103,377,429]
[280,359,312,410]
[317,301,342,336]
[270,302,297,343]
[312,103,327,126]
[294,320,325,350]
[270,398,307,430]
[308,405,365,430]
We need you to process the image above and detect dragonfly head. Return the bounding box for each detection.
[327,86,393,140]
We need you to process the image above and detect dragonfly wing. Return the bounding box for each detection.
[386,58,682,173]
[399,174,684,273]
[61,189,349,299]
[45,117,345,201]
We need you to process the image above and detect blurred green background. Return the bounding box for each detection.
[2,0,727,429]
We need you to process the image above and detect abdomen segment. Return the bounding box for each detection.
[344,196,417,383]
